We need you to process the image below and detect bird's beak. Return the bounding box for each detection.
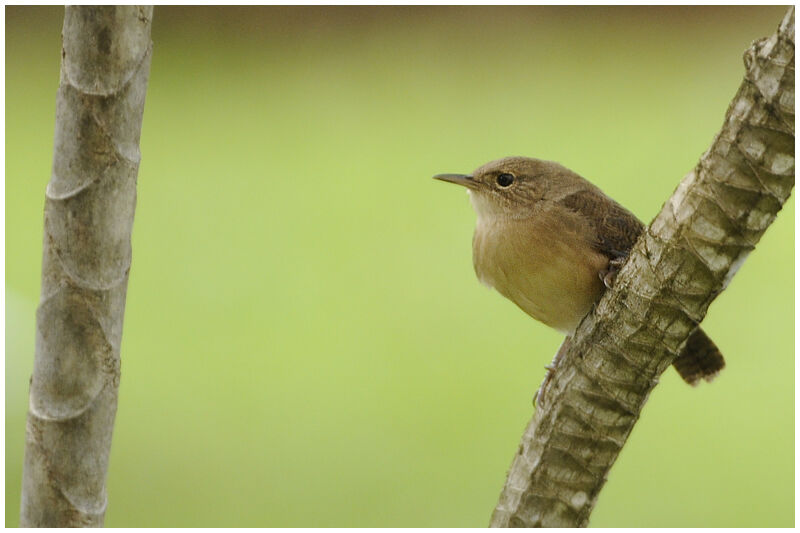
[433,174,477,189]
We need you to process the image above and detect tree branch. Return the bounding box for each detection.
[490,7,794,528]
[20,6,152,527]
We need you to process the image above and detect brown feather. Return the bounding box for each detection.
[673,329,726,385]
[558,189,644,260]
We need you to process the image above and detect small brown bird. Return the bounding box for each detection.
[434,156,724,385]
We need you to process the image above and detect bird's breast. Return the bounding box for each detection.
[472,211,608,334]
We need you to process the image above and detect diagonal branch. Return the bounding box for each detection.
[490,7,794,528]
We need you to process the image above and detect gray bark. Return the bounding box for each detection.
[491,7,794,528]
[20,6,153,527]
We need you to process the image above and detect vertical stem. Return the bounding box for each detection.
[20,6,153,527]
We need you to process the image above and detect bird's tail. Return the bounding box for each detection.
[672,328,725,385]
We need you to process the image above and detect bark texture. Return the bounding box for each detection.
[20,6,153,527]
[490,7,794,528]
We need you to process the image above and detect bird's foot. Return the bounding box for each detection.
[533,363,556,407]
[534,339,572,408]
[599,256,627,289]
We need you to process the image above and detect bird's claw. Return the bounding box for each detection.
[533,364,556,407]
[599,256,627,289]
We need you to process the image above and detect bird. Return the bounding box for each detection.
[434,156,724,387]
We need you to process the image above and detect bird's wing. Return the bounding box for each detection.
[558,189,645,259]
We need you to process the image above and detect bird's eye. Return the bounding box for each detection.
[496,173,514,187]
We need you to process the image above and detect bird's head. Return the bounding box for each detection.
[434,156,580,219]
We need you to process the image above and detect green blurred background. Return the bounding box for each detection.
[5,6,794,527]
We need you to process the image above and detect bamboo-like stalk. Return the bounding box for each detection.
[20,6,153,527]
